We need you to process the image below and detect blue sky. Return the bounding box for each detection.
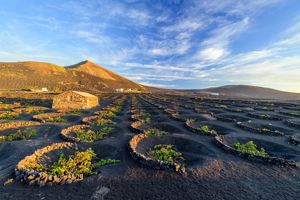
[1,0,300,92]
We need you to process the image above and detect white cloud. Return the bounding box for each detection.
[138,81,176,88]
[162,19,203,32]
[198,47,229,61]
[148,42,190,56]
[73,31,110,45]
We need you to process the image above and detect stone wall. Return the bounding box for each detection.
[236,122,284,136]
[214,135,297,167]
[129,134,186,174]
[15,142,85,187]
[60,124,90,142]
[0,121,40,131]
[289,135,300,146]
[32,112,64,123]
[184,120,217,136]
[13,106,49,114]
[285,119,300,129]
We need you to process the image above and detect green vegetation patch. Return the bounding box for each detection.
[25,148,120,176]
[45,117,67,123]
[98,110,116,119]
[143,128,168,136]
[198,125,217,135]
[0,128,38,142]
[0,112,19,120]
[259,114,271,119]
[92,118,116,126]
[139,110,151,124]
[66,110,83,115]
[261,128,271,133]
[215,104,228,108]
[289,112,300,116]
[234,140,268,157]
[148,144,184,163]
[74,127,113,142]
[23,108,45,115]
[92,158,120,168]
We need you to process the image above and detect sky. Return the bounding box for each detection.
[1,0,300,92]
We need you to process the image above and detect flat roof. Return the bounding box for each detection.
[61,91,97,98]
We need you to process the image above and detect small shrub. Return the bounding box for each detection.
[49,148,96,176]
[215,104,227,108]
[173,111,179,117]
[74,127,113,142]
[234,141,268,157]
[2,128,38,141]
[0,112,19,120]
[53,87,62,93]
[98,111,116,119]
[140,111,151,124]
[93,118,116,126]
[290,112,300,116]
[4,178,13,186]
[186,118,195,125]
[67,110,82,115]
[26,148,119,176]
[92,159,120,168]
[148,144,184,163]
[45,117,67,123]
[198,125,217,135]
[0,135,5,142]
[23,108,45,115]
[110,106,121,113]
[259,114,271,119]
[143,128,168,136]
[261,128,270,132]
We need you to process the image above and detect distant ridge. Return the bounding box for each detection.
[179,85,300,100]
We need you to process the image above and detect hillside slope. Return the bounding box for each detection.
[0,60,145,93]
[181,85,300,100]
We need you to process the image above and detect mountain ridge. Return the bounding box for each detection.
[0,60,144,93]
[0,60,300,100]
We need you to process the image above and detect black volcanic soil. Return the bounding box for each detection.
[0,94,299,200]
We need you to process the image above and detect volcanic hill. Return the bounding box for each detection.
[0,60,145,93]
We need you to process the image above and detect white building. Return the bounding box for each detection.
[210,92,219,96]
[115,88,124,93]
[42,88,48,92]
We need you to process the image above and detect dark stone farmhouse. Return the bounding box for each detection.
[52,91,99,110]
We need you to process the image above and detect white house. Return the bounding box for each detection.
[116,88,124,93]
[210,92,220,96]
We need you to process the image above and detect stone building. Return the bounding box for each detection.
[52,91,99,110]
